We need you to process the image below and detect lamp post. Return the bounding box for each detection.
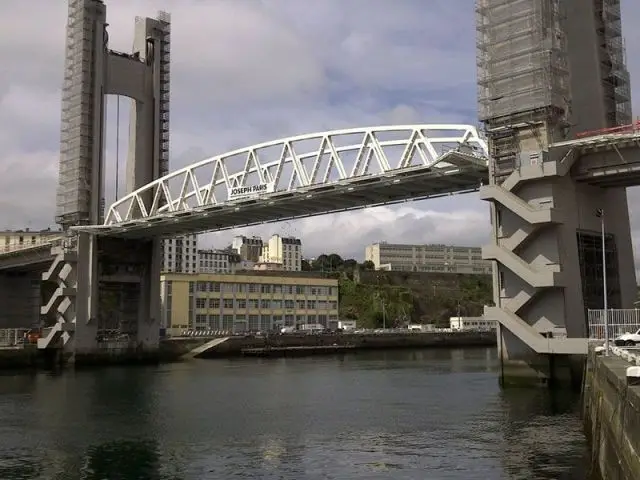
[596,208,609,355]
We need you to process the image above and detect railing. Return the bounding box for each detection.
[587,308,640,341]
[576,120,640,138]
[0,328,30,347]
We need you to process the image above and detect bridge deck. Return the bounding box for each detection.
[74,154,488,238]
[551,132,640,188]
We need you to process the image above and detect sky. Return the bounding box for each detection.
[1,0,640,262]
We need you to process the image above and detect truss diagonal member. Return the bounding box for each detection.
[368,132,391,172]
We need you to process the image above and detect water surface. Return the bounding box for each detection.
[0,348,593,479]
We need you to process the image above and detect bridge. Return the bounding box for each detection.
[75,124,489,238]
[2,0,640,388]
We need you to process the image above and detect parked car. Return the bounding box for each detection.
[614,328,640,347]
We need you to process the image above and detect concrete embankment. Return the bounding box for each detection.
[167,331,496,359]
[0,347,42,369]
[583,348,640,480]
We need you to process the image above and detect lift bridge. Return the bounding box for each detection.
[5,0,640,387]
[80,124,489,238]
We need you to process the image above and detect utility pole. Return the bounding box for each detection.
[382,300,386,329]
[596,208,609,355]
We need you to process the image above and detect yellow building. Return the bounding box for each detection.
[160,272,339,334]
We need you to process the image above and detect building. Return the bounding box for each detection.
[364,242,491,274]
[449,317,497,331]
[161,234,198,273]
[160,272,339,334]
[232,236,263,262]
[197,249,241,274]
[1,229,63,253]
[260,235,302,271]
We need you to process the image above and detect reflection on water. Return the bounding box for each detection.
[0,348,594,479]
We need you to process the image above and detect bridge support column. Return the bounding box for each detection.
[483,150,636,388]
[73,232,100,359]
[135,239,161,352]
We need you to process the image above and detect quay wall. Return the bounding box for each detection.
[583,349,640,480]
[167,331,497,359]
[1,332,497,368]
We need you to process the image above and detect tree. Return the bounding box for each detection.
[301,259,312,271]
[360,260,375,270]
[342,258,358,270]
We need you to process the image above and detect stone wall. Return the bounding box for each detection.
[583,349,640,480]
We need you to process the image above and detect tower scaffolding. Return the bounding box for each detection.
[475,0,570,182]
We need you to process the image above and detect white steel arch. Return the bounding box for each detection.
[73,124,488,237]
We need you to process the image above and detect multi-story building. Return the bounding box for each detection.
[232,236,263,262]
[364,242,491,275]
[197,249,242,274]
[260,235,302,271]
[160,271,339,334]
[161,234,198,273]
[1,228,63,253]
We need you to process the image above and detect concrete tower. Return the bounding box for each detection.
[476,0,635,386]
[42,0,171,362]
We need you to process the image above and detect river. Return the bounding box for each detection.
[0,347,594,479]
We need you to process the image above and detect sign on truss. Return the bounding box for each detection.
[228,182,276,201]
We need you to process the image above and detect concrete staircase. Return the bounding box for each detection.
[479,184,562,224]
[37,322,74,350]
[482,155,586,357]
[482,244,565,288]
[39,246,78,350]
[486,306,586,355]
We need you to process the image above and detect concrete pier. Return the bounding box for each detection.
[583,348,640,480]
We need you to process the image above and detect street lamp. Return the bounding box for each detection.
[596,208,609,355]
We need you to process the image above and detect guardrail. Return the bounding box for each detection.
[587,308,640,341]
[576,120,640,138]
[0,328,30,347]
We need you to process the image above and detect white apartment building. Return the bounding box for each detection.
[260,235,302,271]
[232,236,263,262]
[364,242,491,275]
[161,234,198,273]
[197,249,242,274]
[1,228,63,253]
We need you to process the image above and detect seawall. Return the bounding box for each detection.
[583,348,640,480]
[167,331,497,359]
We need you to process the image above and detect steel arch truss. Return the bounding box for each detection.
[103,125,487,228]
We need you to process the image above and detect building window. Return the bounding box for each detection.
[208,298,219,309]
[223,299,234,309]
[196,298,206,309]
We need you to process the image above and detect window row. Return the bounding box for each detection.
[193,298,338,310]
[186,281,336,296]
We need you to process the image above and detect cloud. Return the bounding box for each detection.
[0,0,639,268]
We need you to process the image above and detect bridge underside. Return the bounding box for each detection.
[0,246,54,272]
[75,154,488,238]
